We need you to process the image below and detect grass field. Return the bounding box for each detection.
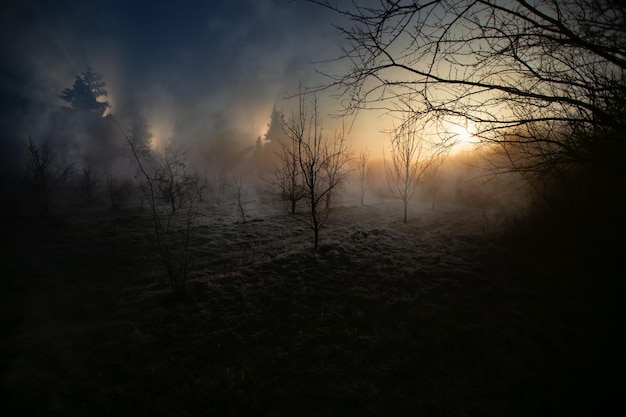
[1,198,623,416]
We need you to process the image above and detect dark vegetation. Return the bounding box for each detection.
[1,197,623,416]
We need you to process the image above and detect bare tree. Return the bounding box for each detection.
[273,126,306,214]
[104,167,132,211]
[25,136,74,215]
[322,121,352,209]
[231,172,249,222]
[425,151,448,210]
[155,144,200,215]
[356,148,372,206]
[384,118,431,223]
[310,0,626,176]
[217,168,228,205]
[283,89,351,250]
[195,170,211,202]
[78,162,100,205]
[128,139,199,296]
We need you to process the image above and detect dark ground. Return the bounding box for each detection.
[1,201,624,416]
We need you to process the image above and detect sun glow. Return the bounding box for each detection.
[456,127,472,143]
[448,118,478,152]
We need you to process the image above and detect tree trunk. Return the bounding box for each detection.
[403,199,408,223]
[361,188,364,206]
[314,226,319,251]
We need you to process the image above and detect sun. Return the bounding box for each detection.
[457,127,472,143]
[450,119,477,151]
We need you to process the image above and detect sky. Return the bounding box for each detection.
[0,0,378,165]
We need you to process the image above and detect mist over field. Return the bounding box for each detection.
[1,1,625,416]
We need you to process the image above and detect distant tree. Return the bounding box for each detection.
[155,144,200,215]
[356,148,372,206]
[104,167,132,211]
[231,172,250,222]
[251,106,290,176]
[77,162,100,205]
[129,115,153,158]
[25,136,74,214]
[60,67,110,116]
[273,121,306,214]
[55,68,125,169]
[322,120,352,209]
[283,89,351,250]
[425,151,448,210]
[217,167,228,203]
[384,118,431,223]
[193,169,211,202]
[264,106,289,146]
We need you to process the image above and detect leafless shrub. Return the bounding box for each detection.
[355,148,372,206]
[129,140,200,296]
[194,170,211,202]
[231,172,249,223]
[24,136,74,215]
[104,168,133,211]
[77,162,101,205]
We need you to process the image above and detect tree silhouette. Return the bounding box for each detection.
[384,118,431,223]
[129,139,200,296]
[264,106,289,146]
[273,127,306,214]
[356,148,372,206]
[25,137,74,214]
[60,67,110,116]
[283,88,351,250]
[129,114,153,158]
[311,0,626,176]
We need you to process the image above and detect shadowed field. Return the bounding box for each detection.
[1,200,623,416]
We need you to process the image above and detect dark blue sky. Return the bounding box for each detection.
[0,0,347,152]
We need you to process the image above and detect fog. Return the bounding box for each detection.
[3,1,489,204]
[0,0,352,172]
